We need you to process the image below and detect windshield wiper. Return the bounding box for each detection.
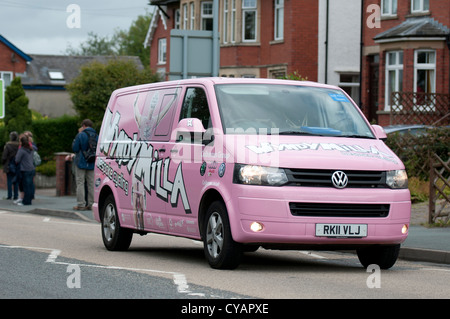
[338,134,376,139]
[278,130,324,136]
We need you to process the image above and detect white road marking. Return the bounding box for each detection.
[0,244,201,297]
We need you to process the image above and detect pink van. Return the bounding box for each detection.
[93,77,410,269]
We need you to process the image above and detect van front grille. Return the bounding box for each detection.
[285,169,386,188]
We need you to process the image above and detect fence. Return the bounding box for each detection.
[390,92,449,126]
[429,153,450,224]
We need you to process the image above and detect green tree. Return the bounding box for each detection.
[66,32,117,56]
[66,59,159,124]
[65,13,152,67]
[115,14,151,67]
[4,77,32,135]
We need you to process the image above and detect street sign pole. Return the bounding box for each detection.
[0,79,4,119]
[212,0,220,77]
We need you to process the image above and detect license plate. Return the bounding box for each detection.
[315,223,367,238]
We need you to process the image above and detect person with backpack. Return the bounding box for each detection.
[72,119,98,211]
[2,131,19,201]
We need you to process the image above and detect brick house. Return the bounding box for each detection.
[146,0,362,104]
[0,34,32,87]
[361,0,450,125]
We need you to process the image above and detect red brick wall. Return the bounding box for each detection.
[0,41,28,74]
[149,6,178,80]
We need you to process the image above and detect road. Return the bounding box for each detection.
[1,209,449,302]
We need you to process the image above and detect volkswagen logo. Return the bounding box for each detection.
[331,171,348,189]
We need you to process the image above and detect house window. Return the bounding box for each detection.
[0,71,13,87]
[223,0,229,43]
[274,0,284,40]
[385,51,403,110]
[414,50,435,108]
[183,4,188,29]
[242,0,257,42]
[339,73,360,105]
[231,0,236,43]
[381,0,397,16]
[190,2,195,30]
[411,0,429,13]
[174,9,180,29]
[158,38,167,64]
[201,1,213,31]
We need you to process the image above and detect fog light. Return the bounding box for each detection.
[250,222,264,232]
[401,224,409,234]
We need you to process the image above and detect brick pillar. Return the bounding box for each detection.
[55,152,72,196]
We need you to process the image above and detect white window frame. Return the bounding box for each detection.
[158,38,167,64]
[274,0,284,41]
[190,2,195,30]
[385,51,403,110]
[174,9,180,29]
[414,50,436,111]
[231,0,236,43]
[0,71,13,87]
[201,1,213,31]
[381,0,397,16]
[242,0,257,42]
[223,0,229,43]
[411,0,429,13]
[183,4,188,29]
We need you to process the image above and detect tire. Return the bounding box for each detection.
[101,194,133,251]
[203,201,242,269]
[356,244,400,269]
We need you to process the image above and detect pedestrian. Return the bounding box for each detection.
[72,119,97,210]
[2,131,19,200]
[24,131,37,199]
[14,135,35,206]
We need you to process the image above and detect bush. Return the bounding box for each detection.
[36,160,56,177]
[31,115,80,161]
[385,127,450,180]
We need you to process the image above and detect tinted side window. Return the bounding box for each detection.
[179,87,211,129]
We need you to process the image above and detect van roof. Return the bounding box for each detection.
[111,77,341,96]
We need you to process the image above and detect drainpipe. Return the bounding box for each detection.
[324,0,329,84]
[447,34,450,95]
[359,0,364,108]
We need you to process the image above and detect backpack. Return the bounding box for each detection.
[33,151,41,166]
[82,130,98,163]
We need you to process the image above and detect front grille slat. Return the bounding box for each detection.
[285,169,386,188]
[289,203,390,218]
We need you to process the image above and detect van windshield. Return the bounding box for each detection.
[215,84,375,138]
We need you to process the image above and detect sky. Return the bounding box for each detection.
[0,0,155,55]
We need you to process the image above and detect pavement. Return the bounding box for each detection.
[0,188,449,265]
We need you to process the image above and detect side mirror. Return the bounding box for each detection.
[372,125,387,141]
[175,118,209,144]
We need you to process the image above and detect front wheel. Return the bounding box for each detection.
[101,194,133,251]
[203,201,242,269]
[356,244,400,269]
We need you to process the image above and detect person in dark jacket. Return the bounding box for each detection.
[2,131,19,200]
[15,135,35,206]
[72,119,97,210]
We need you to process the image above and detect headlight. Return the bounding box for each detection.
[386,170,408,189]
[233,164,288,186]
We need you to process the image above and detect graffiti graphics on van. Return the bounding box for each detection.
[99,109,191,214]
[246,142,398,164]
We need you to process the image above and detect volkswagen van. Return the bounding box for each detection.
[93,77,410,269]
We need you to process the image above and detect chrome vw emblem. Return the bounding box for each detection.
[331,171,348,189]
